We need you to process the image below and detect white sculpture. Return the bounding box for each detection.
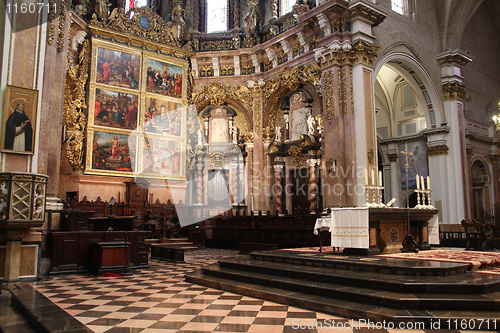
[275,126,281,141]
[307,114,316,134]
[71,30,87,51]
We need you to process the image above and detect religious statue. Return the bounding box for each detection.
[95,0,110,20]
[70,30,86,51]
[244,0,260,37]
[197,129,204,147]
[307,114,315,134]
[171,3,187,40]
[275,126,281,142]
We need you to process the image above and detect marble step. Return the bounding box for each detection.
[10,284,92,333]
[198,263,500,311]
[0,294,37,333]
[185,269,500,329]
[218,257,500,294]
[249,250,470,276]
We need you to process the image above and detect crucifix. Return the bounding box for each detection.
[400,142,419,252]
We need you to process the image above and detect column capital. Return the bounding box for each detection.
[436,49,473,68]
[443,81,467,100]
[426,145,449,156]
[488,154,500,164]
[386,153,398,162]
[349,0,387,28]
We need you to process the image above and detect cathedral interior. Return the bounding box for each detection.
[0,0,500,331]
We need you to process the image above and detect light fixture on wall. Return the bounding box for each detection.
[489,100,500,131]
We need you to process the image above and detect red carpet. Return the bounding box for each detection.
[374,250,500,270]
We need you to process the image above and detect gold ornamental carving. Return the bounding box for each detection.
[443,81,466,100]
[47,0,56,45]
[64,39,90,173]
[191,82,253,113]
[264,62,321,102]
[288,146,304,164]
[426,145,449,156]
[350,5,386,27]
[315,39,378,67]
[89,7,192,54]
[324,69,335,122]
[57,0,67,52]
[209,150,226,167]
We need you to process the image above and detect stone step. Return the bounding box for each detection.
[249,250,470,276]
[199,263,500,311]
[185,269,500,329]
[0,293,37,333]
[218,257,500,294]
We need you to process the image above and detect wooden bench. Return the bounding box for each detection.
[461,219,494,251]
[439,223,465,239]
[150,244,184,262]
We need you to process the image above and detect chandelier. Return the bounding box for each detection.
[493,101,500,131]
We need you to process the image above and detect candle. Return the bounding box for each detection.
[427,175,431,190]
[371,169,375,186]
[251,197,254,212]
[421,176,425,191]
[416,174,420,190]
[364,169,368,186]
[378,171,382,187]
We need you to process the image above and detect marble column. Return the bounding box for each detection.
[308,157,319,214]
[386,149,399,206]
[435,50,473,224]
[273,163,284,215]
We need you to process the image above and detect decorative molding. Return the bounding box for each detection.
[324,69,335,123]
[466,148,474,159]
[442,81,466,100]
[315,39,378,67]
[57,0,67,52]
[436,50,473,67]
[209,150,226,168]
[64,39,90,173]
[349,2,386,27]
[386,153,398,162]
[47,0,56,45]
[488,154,500,164]
[288,146,304,164]
[426,145,449,156]
[263,62,321,102]
[367,148,375,164]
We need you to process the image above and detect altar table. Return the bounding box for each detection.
[314,207,439,254]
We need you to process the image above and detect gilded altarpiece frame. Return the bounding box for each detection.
[86,38,189,180]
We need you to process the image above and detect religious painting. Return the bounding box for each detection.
[89,131,135,174]
[92,88,139,130]
[141,136,184,178]
[95,46,141,90]
[143,97,182,135]
[144,57,183,98]
[1,85,38,154]
[399,140,428,189]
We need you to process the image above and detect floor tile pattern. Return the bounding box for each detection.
[30,249,481,333]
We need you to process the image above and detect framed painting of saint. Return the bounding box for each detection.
[93,42,141,91]
[143,97,182,136]
[1,85,38,154]
[144,57,184,99]
[87,130,136,175]
[92,88,139,130]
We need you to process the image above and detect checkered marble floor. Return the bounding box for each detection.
[31,249,478,333]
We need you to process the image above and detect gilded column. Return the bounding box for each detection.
[248,81,265,212]
[488,154,500,231]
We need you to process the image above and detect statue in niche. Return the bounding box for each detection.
[197,129,204,147]
[307,114,316,134]
[275,126,281,142]
[171,3,187,40]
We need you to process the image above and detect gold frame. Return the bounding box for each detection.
[1,85,39,154]
[137,134,186,180]
[142,52,188,101]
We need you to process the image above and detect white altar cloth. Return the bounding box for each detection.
[329,207,370,249]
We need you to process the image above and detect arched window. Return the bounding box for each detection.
[391,0,404,14]
[206,0,228,33]
[391,0,415,17]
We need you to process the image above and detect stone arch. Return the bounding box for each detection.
[375,43,445,129]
